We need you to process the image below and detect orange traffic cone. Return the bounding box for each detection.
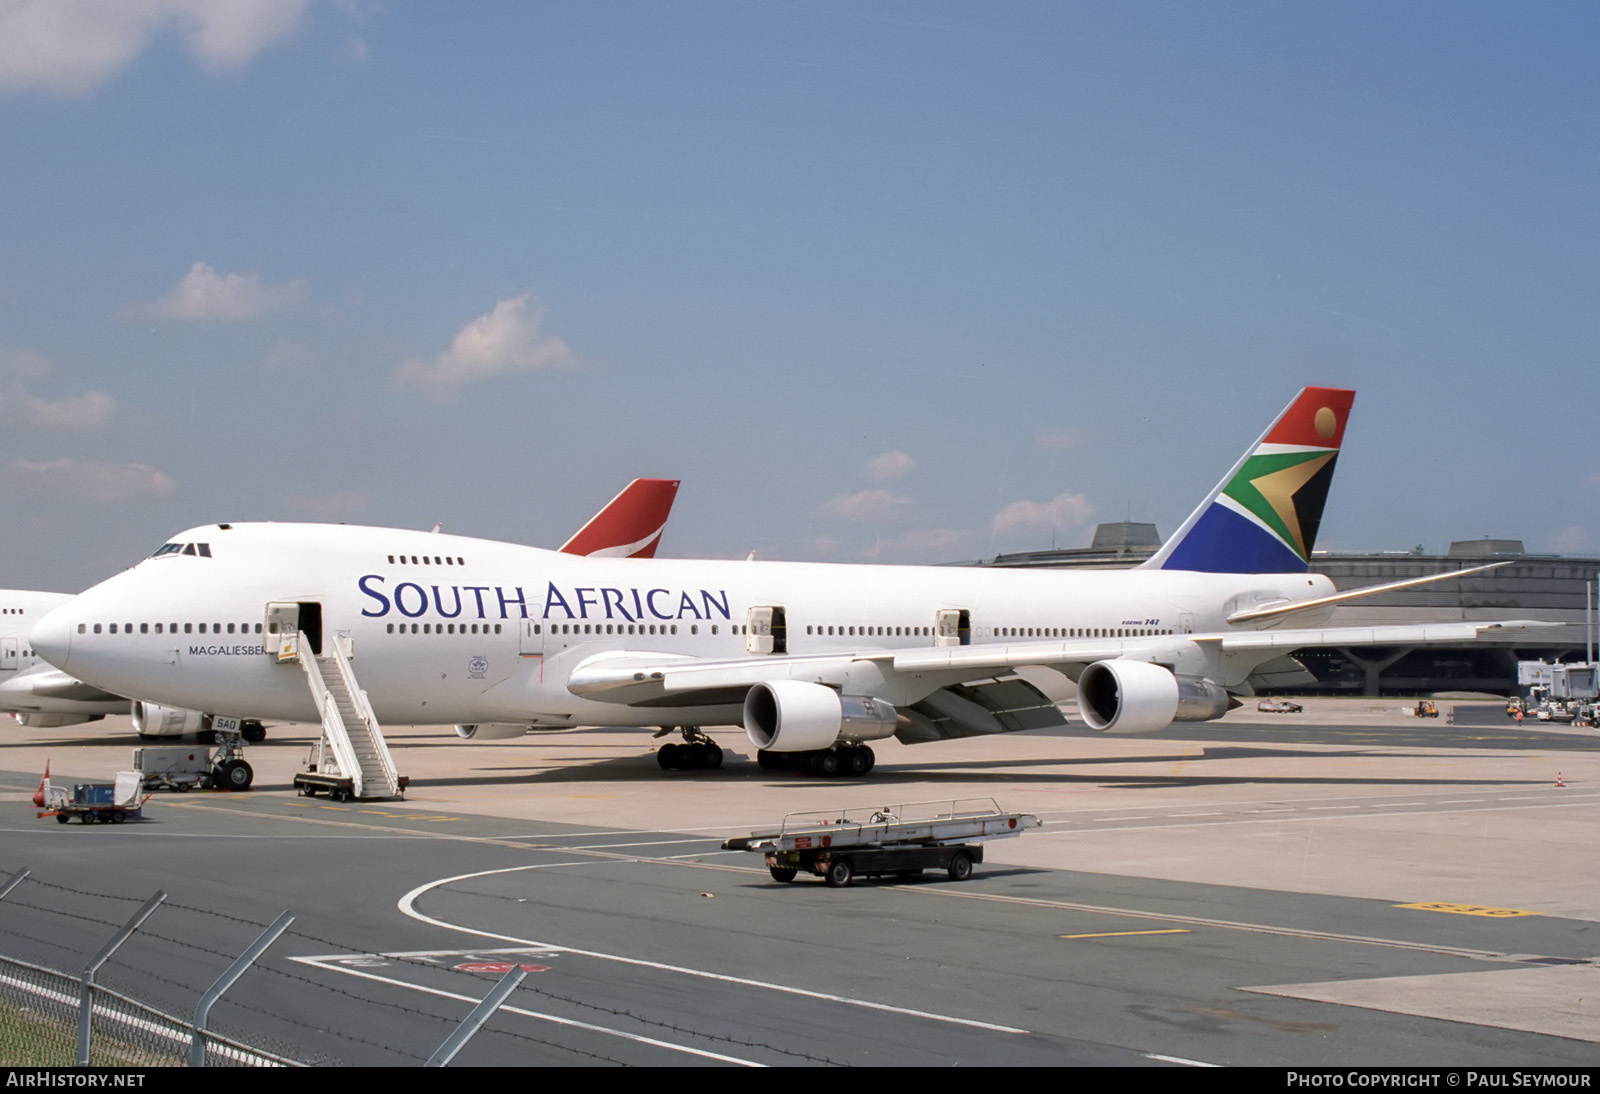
[1555,771,1565,788]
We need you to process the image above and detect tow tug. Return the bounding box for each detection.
[723,798,1041,888]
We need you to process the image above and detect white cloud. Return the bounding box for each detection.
[992,491,1095,534]
[0,0,310,97]
[262,339,319,372]
[1550,526,1590,554]
[394,295,577,396]
[11,458,175,502]
[861,527,972,560]
[1036,428,1089,450]
[817,489,913,522]
[867,450,915,482]
[0,348,116,430]
[26,390,116,430]
[138,261,304,323]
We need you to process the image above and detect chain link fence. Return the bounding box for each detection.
[0,866,842,1067]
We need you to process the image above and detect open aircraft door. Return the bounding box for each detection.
[935,608,971,647]
[266,602,323,661]
[746,606,786,654]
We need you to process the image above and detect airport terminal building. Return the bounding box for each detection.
[971,524,1595,696]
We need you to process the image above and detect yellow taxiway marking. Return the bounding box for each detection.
[1394,901,1540,918]
[294,801,460,821]
[1059,929,1191,940]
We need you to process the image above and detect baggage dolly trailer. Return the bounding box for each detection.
[38,771,151,825]
[724,798,1041,887]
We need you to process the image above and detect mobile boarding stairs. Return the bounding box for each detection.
[282,630,408,802]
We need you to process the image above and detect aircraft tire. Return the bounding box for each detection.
[705,742,724,769]
[844,748,869,777]
[817,750,842,778]
[861,746,876,774]
[222,760,253,791]
[658,744,679,769]
[241,721,266,743]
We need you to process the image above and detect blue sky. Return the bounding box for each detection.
[2,1,1596,590]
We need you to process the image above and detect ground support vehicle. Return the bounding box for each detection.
[38,771,150,825]
[292,770,410,802]
[723,798,1041,888]
[1257,700,1303,713]
[133,735,253,792]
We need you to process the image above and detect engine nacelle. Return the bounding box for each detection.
[131,702,209,739]
[742,681,898,752]
[454,723,531,740]
[1077,660,1230,733]
[12,713,105,728]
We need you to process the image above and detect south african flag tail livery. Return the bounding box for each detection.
[1142,386,1355,575]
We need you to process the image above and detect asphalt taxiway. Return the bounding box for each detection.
[1,699,1596,1066]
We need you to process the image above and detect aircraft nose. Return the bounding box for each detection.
[30,605,74,671]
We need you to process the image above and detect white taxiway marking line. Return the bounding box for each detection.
[398,865,1028,1035]
[1143,1051,1221,1067]
[289,956,762,1066]
[1032,797,1600,835]
[560,838,721,850]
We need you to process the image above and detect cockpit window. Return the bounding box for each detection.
[151,542,212,558]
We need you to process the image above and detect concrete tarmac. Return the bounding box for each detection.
[1,698,1596,1066]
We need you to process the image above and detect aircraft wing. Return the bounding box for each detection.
[567,619,1547,708]
[0,666,126,704]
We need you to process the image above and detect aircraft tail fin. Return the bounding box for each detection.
[1139,386,1355,574]
[560,479,681,558]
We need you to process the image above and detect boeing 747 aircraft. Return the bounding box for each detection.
[5,478,680,740]
[29,390,1524,776]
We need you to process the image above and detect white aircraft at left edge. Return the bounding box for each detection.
[2,478,679,739]
[29,387,1536,776]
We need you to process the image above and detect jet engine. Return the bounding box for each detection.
[454,723,531,740]
[131,702,208,739]
[12,713,104,728]
[129,703,265,741]
[742,680,898,752]
[1076,659,1230,733]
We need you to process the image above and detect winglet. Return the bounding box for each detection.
[1140,387,1355,574]
[559,479,681,558]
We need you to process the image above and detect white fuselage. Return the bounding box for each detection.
[31,522,1334,728]
[1,589,130,721]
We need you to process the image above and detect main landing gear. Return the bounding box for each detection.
[653,726,724,771]
[757,744,875,778]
